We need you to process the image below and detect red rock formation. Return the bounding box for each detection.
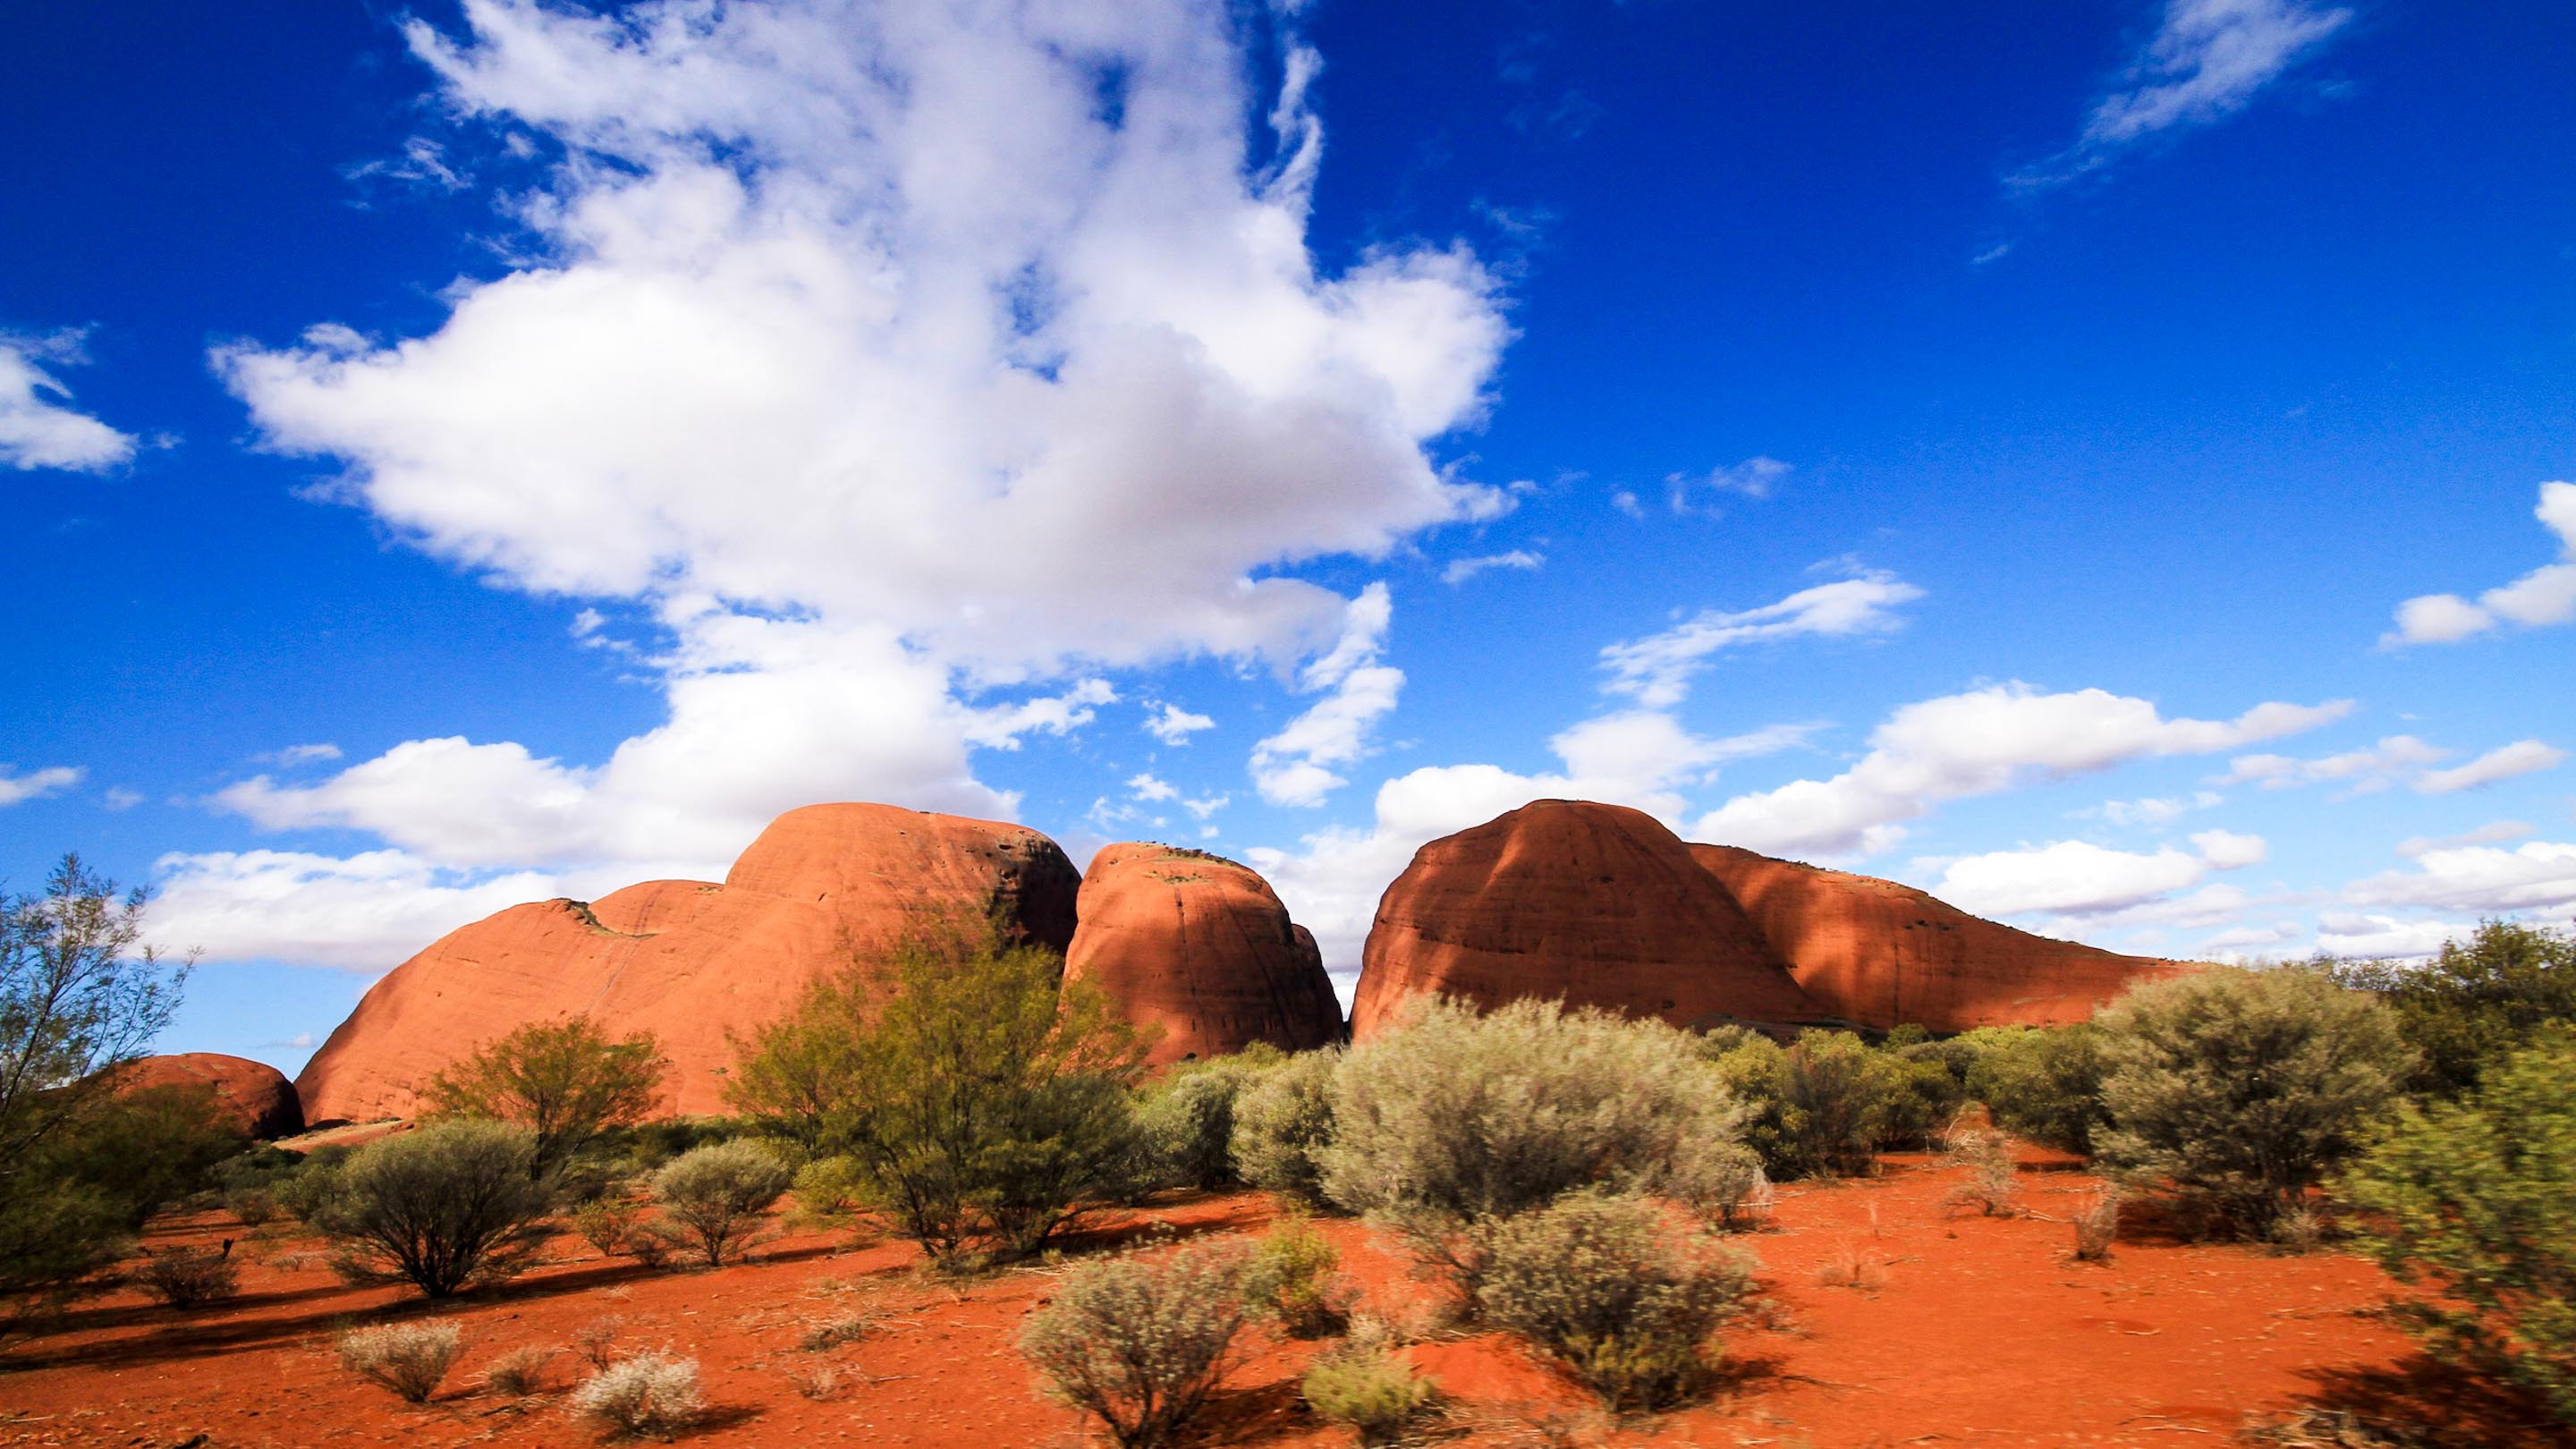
[1690,843,2190,1032]
[123,1053,304,1139]
[1350,801,1832,1038]
[1062,844,1342,1065]
[295,803,1080,1123]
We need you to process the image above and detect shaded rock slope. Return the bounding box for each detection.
[1062,843,1342,1065]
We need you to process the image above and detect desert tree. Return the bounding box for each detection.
[425,1016,667,1181]
[309,1119,553,1298]
[2328,919,2576,1098]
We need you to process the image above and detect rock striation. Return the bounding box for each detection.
[1062,844,1342,1065]
[1349,800,1834,1038]
[295,803,1081,1123]
[1689,843,2190,1032]
[123,1053,304,1140]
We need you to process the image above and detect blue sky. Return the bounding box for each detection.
[5,0,2572,1074]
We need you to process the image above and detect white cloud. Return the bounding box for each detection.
[2384,483,2576,646]
[1600,570,1924,709]
[2414,740,2566,795]
[1250,584,1404,806]
[261,742,344,767]
[2346,840,2576,915]
[2021,0,2351,184]
[1142,702,1216,745]
[2314,911,2482,961]
[1440,549,1542,585]
[1180,792,1228,821]
[1698,683,2351,859]
[1928,828,2266,919]
[0,332,136,473]
[0,765,84,807]
[2394,820,2534,859]
[101,787,145,812]
[1665,456,1792,513]
[187,0,1514,956]
[2224,734,2449,795]
[2090,789,2224,826]
[1127,772,1179,802]
[148,849,579,970]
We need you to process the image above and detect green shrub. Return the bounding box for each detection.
[1230,1046,1339,1206]
[729,926,1150,1263]
[1020,1239,1250,1449]
[2329,921,2576,1098]
[1318,996,1747,1224]
[787,1154,873,1230]
[1241,1213,1352,1337]
[2095,966,2413,1238]
[1960,1023,2109,1154]
[338,1320,463,1403]
[425,1017,667,1182]
[1475,1191,1756,1413]
[571,1196,645,1258]
[572,1351,704,1436]
[2340,1033,2576,1422]
[1868,1034,1971,1151]
[1301,1343,1436,1445]
[1709,1030,1893,1178]
[311,1120,552,1297]
[651,1140,792,1267]
[1134,1055,1267,1191]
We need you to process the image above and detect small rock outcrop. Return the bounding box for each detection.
[1062,844,1343,1065]
[1690,843,2190,1031]
[123,1053,304,1139]
[1350,800,1833,1038]
[295,803,1082,1123]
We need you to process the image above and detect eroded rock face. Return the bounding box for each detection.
[1689,843,2190,1032]
[123,1053,304,1140]
[1063,844,1342,1065]
[295,803,1082,1123]
[1350,800,1832,1038]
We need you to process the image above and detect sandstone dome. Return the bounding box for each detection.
[1062,843,1341,1065]
[295,803,1081,1123]
[123,1052,304,1140]
[1349,800,1833,1038]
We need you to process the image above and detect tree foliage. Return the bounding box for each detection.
[425,1016,667,1181]
[2094,966,2413,1237]
[2328,919,2576,1098]
[728,924,1150,1262]
[2340,1032,2576,1423]
[1960,1022,2111,1154]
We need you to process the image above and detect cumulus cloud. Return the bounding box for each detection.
[2224,734,2450,795]
[2020,0,2351,185]
[1928,827,2266,919]
[2384,483,2576,647]
[1127,772,1179,802]
[147,849,577,971]
[0,331,137,473]
[1698,683,2351,859]
[1600,571,1924,709]
[0,765,84,807]
[1440,549,1542,585]
[1142,702,1216,745]
[192,0,1513,942]
[2345,840,2576,915]
[2315,911,2483,960]
[2089,790,2224,826]
[2394,820,2534,859]
[2414,740,2566,795]
[1250,584,1405,807]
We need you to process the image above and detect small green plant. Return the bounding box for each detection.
[1230,1046,1339,1206]
[135,1245,239,1308]
[572,1351,704,1436]
[225,1186,281,1228]
[572,1315,626,1369]
[651,1140,792,1267]
[1135,1056,1266,1192]
[787,1155,873,1231]
[338,1320,463,1403]
[1241,1213,1352,1337]
[1475,1191,1755,1413]
[1302,1343,1436,1445]
[1020,1239,1250,1448]
[1959,1023,2110,1155]
[572,1197,645,1258]
[2339,1033,2576,1423]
